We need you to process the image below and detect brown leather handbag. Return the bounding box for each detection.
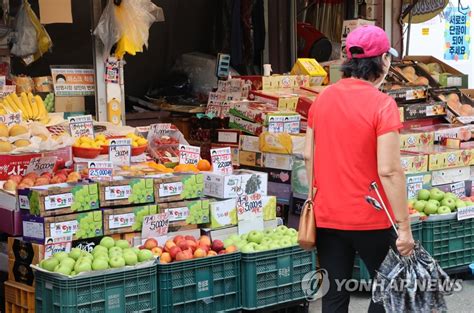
[298,146,317,251]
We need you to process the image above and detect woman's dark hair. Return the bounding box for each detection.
[341,47,385,81]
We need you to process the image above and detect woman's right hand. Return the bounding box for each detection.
[396,228,415,256]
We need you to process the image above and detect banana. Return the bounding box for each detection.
[11,93,27,118]
[28,93,39,119]
[35,95,48,119]
[20,92,33,119]
[5,95,20,112]
[4,96,19,113]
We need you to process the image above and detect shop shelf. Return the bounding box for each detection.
[157,252,241,313]
[35,263,157,313]
[422,217,474,269]
[4,281,35,310]
[353,221,423,281]
[240,245,317,310]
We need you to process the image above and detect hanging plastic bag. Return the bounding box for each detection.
[25,0,53,61]
[93,0,121,58]
[11,1,37,57]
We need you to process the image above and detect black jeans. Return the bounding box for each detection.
[316,227,397,313]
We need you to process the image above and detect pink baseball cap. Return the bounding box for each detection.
[346,25,398,59]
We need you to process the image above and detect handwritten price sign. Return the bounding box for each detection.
[68,115,94,139]
[88,161,113,181]
[179,145,200,165]
[0,112,22,127]
[142,212,170,238]
[109,139,131,166]
[236,193,264,235]
[26,157,57,175]
[211,147,233,175]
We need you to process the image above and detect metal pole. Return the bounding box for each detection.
[91,0,108,122]
[289,0,297,67]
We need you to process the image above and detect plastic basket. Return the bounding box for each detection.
[157,252,241,313]
[353,221,423,281]
[35,263,157,313]
[240,245,317,310]
[422,217,474,269]
[4,281,35,310]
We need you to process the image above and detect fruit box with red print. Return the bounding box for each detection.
[402,146,474,171]
[400,129,435,149]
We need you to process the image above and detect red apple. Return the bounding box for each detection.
[198,244,210,253]
[185,235,196,242]
[25,172,38,180]
[169,246,182,259]
[199,235,211,247]
[218,250,227,255]
[207,250,218,257]
[173,235,185,244]
[144,238,158,250]
[211,240,224,252]
[160,252,172,264]
[177,240,189,251]
[164,240,176,252]
[193,248,207,258]
[183,248,193,258]
[186,240,197,252]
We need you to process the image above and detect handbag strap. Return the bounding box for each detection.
[308,129,316,200]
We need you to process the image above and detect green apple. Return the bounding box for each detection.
[275,225,288,235]
[419,212,427,217]
[109,247,122,255]
[413,200,427,212]
[124,252,138,266]
[234,240,247,250]
[444,192,457,200]
[68,248,82,261]
[263,229,274,236]
[255,244,268,251]
[54,265,72,275]
[74,261,92,273]
[81,251,94,261]
[248,231,264,244]
[76,256,92,264]
[291,236,298,244]
[286,228,298,237]
[456,200,466,209]
[132,247,140,254]
[92,245,108,255]
[60,257,76,269]
[70,271,76,276]
[427,199,440,207]
[424,202,439,215]
[261,237,272,245]
[223,238,234,248]
[240,233,249,241]
[109,256,126,268]
[429,189,445,201]
[94,251,109,259]
[441,198,456,210]
[241,243,257,253]
[92,258,109,270]
[280,238,293,247]
[438,206,451,214]
[53,251,69,262]
[465,201,474,207]
[268,242,281,250]
[229,234,240,242]
[100,236,115,249]
[41,257,59,271]
[137,249,153,262]
[417,189,431,201]
[115,240,130,249]
[122,248,135,255]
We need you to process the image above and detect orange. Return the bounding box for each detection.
[173,164,186,172]
[197,159,211,171]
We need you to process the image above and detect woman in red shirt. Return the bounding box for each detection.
[304,25,414,313]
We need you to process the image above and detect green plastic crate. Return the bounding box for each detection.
[422,218,474,269]
[241,245,316,310]
[157,252,241,313]
[353,221,423,280]
[35,263,157,313]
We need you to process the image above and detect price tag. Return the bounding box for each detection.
[179,145,201,165]
[236,192,264,235]
[458,206,474,221]
[45,193,74,210]
[158,182,183,197]
[142,212,169,238]
[26,157,57,175]
[0,112,22,127]
[105,185,131,200]
[109,139,131,166]
[44,236,73,258]
[108,213,135,229]
[211,147,233,175]
[406,175,424,200]
[88,161,113,181]
[50,220,79,238]
[450,181,466,198]
[166,207,190,222]
[149,123,173,137]
[68,115,94,139]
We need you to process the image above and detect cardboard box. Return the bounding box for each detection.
[98,177,154,207]
[399,107,404,122]
[54,96,85,113]
[216,129,241,145]
[240,166,292,185]
[8,259,35,286]
[291,58,328,86]
[203,170,268,199]
[239,151,293,171]
[435,181,472,198]
[400,154,429,174]
[404,55,468,88]
[158,199,210,228]
[229,115,265,136]
[398,101,446,121]
[153,174,204,203]
[0,153,42,180]
[388,86,428,104]
[235,75,310,91]
[103,205,159,235]
[22,210,103,244]
[208,198,238,229]
[8,237,45,265]
[259,132,306,155]
[412,124,473,142]
[406,172,432,200]
[402,146,473,171]
[431,167,471,186]
[250,90,299,111]
[400,129,435,149]
[18,182,99,217]
[240,135,260,153]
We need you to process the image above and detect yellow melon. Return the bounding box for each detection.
[0,123,8,137]
[14,139,31,147]
[9,125,28,137]
[0,140,13,152]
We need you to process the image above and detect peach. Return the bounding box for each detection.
[199,235,211,247]
[160,252,172,264]
[34,177,50,186]
[25,172,38,180]
[169,246,182,259]
[185,235,196,242]
[225,245,237,253]
[164,240,176,252]
[186,240,197,252]
[218,250,227,255]
[198,244,210,253]
[3,179,17,192]
[207,250,218,257]
[193,248,207,258]
[177,240,189,251]
[176,250,192,261]
[173,235,185,244]
[144,238,158,250]
[9,175,22,184]
[151,247,163,257]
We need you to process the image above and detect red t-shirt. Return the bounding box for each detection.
[307,78,403,230]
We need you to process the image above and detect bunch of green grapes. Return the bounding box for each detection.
[44,93,55,112]
[128,179,154,204]
[76,211,103,239]
[71,185,99,212]
[185,200,210,224]
[29,192,40,215]
[263,197,277,220]
[131,205,157,231]
[229,208,238,224]
[181,175,205,199]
